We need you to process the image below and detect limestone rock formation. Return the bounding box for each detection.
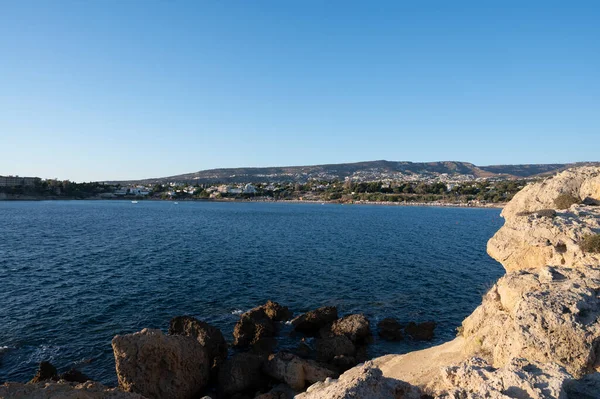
[292,306,338,335]
[168,316,227,369]
[438,357,572,399]
[262,352,337,391]
[0,380,146,398]
[488,167,600,272]
[112,328,210,399]
[461,265,600,378]
[296,361,423,399]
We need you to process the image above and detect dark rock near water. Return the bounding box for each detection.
[377,318,404,341]
[405,321,436,341]
[291,306,338,335]
[233,308,276,348]
[262,300,293,322]
[169,315,227,369]
[233,301,291,348]
[326,314,371,344]
[254,383,297,399]
[29,361,58,383]
[60,368,91,383]
[316,335,355,363]
[218,352,265,397]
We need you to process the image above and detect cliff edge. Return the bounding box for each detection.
[300,167,600,398]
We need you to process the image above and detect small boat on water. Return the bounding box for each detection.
[131,200,138,204]
[173,202,179,205]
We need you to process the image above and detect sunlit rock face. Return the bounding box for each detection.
[488,167,600,272]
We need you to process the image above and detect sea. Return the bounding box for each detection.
[0,200,504,385]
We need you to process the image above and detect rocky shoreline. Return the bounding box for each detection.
[2,166,599,398]
[1,302,435,398]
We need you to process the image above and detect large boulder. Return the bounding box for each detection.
[29,361,58,384]
[168,316,227,369]
[263,352,337,391]
[0,381,146,398]
[112,328,210,399]
[325,314,371,344]
[291,306,338,335]
[404,321,435,341]
[217,352,264,397]
[377,318,404,341]
[296,361,422,399]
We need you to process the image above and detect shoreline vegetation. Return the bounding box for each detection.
[0,178,522,208]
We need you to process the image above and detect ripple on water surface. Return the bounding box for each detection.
[0,201,504,385]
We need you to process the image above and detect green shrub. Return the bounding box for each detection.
[554,193,581,209]
[580,234,600,253]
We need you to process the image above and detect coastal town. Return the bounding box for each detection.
[0,172,526,206]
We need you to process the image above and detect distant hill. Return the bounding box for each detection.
[110,161,600,185]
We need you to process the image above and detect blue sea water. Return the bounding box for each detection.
[0,200,504,385]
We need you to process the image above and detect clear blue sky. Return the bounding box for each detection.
[1,1,598,182]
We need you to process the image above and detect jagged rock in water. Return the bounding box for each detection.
[296,361,423,399]
[0,380,146,398]
[377,318,404,341]
[59,368,91,383]
[325,314,372,344]
[292,306,338,335]
[263,352,338,391]
[404,321,435,341]
[233,307,276,348]
[438,357,572,399]
[29,361,58,384]
[217,352,265,397]
[261,300,293,322]
[112,328,210,399]
[168,316,227,369]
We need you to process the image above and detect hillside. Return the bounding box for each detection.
[110,160,599,185]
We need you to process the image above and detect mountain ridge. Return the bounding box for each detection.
[108,160,600,184]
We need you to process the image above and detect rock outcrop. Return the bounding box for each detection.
[112,328,210,399]
[296,361,423,399]
[300,167,600,398]
[488,167,600,272]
